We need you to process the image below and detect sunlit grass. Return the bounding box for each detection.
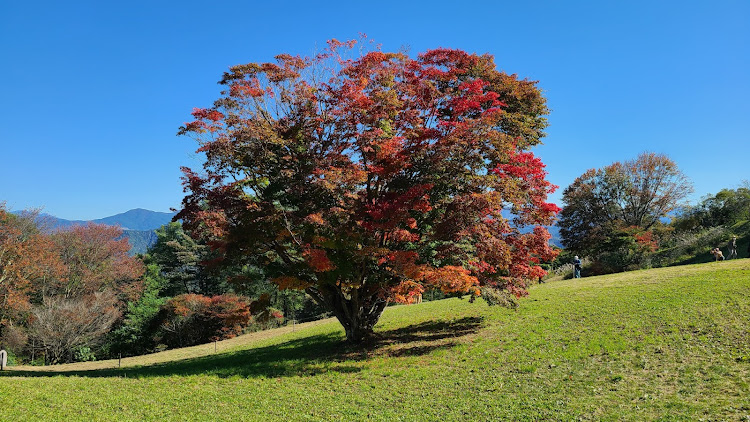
[1,260,748,421]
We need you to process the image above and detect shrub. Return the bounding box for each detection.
[29,291,121,364]
[0,322,28,355]
[480,287,519,309]
[245,307,284,333]
[552,257,592,279]
[74,346,96,362]
[152,294,252,348]
[652,226,731,266]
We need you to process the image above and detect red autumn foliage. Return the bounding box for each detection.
[177,38,558,342]
[49,223,144,302]
[0,205,146,357]
[633,230,658,252]
[0,207,66,324]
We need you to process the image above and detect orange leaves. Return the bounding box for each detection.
[0,207,147,329]
[389,280,424,304]
[422,265,479,293]
[0,208,66,319]
[272,276,312,290]
[181,108,224,135]
[229,78,265,98]
[326,38,357,52]
[191,108,224,122]
[390,228,419,242]
[302,248,336,272]
[304,213,326,226]
[375,250,479,297]
[313,165,367,192]
[50,223,145,299]
[633,230,658,252]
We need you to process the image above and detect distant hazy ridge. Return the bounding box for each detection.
[15,208,176,254]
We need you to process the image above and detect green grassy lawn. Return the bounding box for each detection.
[2,260,749,421]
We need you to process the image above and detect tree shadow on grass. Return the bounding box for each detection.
[2,316,483,379]
[352,316,484,359]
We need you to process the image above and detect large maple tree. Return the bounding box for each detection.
[178,39,559,342]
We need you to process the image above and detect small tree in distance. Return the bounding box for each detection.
[177,38,559,343]
[558,152,693,266]
[29,291,121,364]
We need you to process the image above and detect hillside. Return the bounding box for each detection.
[121,229,159,255]
[92,208,177,231]
[1,260,748,420]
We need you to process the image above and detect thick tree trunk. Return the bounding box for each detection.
[307,285,388,343]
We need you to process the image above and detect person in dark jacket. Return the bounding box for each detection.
[573,256,582,278]
[728,237,737,259]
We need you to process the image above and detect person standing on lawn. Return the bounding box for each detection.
[728,236,738,259]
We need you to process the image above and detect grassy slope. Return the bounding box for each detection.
[1,261,749,421]
[673,220,750,266]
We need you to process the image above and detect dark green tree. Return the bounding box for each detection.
[673,185,750,231]
[106,264,167,357]
[146,222,225,296]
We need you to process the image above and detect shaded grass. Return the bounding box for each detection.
[8,316,483,379]
[1,260,749,421]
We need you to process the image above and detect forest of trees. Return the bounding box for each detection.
[5,172,744,363]
[0,207,327,364]
[3,165,747,363]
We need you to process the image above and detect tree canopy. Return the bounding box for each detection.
[0,205,146,362]
[177,39,559,342]
[558,152,692,265]
[673,184,750,231]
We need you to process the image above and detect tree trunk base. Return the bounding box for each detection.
[307,285,387,344]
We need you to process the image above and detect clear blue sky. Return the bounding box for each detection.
[1,0,748,220]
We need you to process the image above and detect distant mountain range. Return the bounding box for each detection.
[14,208,176,255]
[546,225,562,248]
[38,208,177,231]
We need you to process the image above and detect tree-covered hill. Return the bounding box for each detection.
[121,229,159,255]
[93,208,176,231]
